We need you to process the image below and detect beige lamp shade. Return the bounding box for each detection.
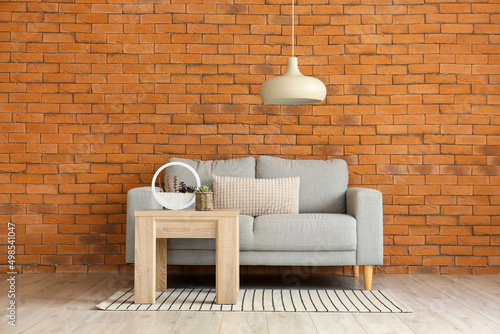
[260,57,327,105]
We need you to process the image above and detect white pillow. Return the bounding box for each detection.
[213,176,300,216]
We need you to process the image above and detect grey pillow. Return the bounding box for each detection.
[165,157,256,190]
[256,156,348,213]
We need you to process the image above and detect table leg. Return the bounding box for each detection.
[236,215,240,293]
[215,216,238,304]
[156,238,167,292]
[134,216,156,304]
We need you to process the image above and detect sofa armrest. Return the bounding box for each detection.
[126,186,163,263]
[346,187,383,266]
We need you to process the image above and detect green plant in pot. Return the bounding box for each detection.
[197,186,210,193]
[195,185,213,211]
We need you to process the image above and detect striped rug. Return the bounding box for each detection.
[97,288,412,313]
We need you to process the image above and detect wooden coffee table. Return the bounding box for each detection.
[134,209,239,304]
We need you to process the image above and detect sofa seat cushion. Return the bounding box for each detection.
[167,214,254,251]
[251,214,356,252]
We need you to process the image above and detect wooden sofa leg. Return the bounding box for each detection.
[353,265,359,278]
[363,265,373,290]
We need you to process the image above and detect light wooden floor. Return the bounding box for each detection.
[0,272,499,334]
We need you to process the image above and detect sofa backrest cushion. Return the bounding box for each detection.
[166,157,256,190]
[256,156,348,213]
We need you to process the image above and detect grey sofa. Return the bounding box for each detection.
[126,156,383,289]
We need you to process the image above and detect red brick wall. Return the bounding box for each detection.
[1,0,498,274]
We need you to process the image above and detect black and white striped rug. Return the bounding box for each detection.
[97,288,412,313]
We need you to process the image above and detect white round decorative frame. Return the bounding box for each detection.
[151,162,201,210]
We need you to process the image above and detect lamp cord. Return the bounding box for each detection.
[292,0,294,58]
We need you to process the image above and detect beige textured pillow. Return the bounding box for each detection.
[213,176,300,216]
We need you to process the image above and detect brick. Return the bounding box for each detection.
[426,236,457,246]
[23,247,55,260]
[456,256,488,267]
[394,236,425,245]
[41,255,72,266]
[474,226,500,236]
[442,246,473,256]
[391,256,422,266]
[423,256,454,266]
[409,246,439,256]
[22,265,55,273]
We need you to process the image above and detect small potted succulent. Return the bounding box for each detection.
[195,185,213,211]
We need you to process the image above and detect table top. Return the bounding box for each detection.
[134,209,239,217]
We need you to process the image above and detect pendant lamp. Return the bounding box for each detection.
[259,0,327,105]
